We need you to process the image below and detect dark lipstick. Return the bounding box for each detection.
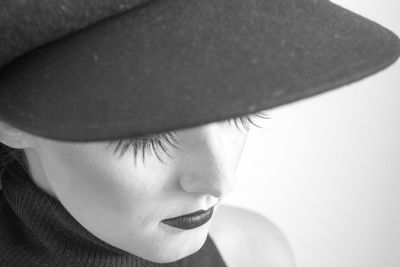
[161,206,214,230]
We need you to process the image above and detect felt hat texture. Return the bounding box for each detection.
[0,0,399,141]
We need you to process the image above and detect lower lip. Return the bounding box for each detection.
[161,206,214,230]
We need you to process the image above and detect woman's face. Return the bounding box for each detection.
[24,119,255,263]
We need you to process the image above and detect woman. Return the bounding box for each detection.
[0,0,399,266]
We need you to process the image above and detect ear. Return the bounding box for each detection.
[0,121,34,149]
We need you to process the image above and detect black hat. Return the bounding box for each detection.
[0,0,399,141]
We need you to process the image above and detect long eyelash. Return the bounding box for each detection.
[228,112,270,131]
[108,132,179,164]
[109,112,270,163]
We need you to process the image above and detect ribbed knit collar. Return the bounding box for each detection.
[0,162,226,267]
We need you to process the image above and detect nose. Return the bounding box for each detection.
[177,124,236,198]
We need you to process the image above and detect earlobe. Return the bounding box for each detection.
[0,121,34,149]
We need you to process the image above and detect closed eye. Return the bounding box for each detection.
[107,111,270,164]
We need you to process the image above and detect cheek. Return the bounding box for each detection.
[224,129,248,168]
[35,142,170,229]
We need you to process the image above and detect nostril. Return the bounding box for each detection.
[178,170,236,199]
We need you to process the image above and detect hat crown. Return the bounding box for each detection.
[0,0,151,68]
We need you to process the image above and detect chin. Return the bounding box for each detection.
[143,226,210,263]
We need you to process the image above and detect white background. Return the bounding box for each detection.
[225,1,400,266]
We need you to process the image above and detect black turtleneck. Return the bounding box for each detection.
[0,162,227,267]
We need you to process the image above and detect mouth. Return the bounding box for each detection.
[161,206,214,230]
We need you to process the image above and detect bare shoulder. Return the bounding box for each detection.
[209,204,295,267]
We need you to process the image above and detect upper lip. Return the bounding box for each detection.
[163,205,215,221]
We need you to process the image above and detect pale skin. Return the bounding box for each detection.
[0,120,295,267]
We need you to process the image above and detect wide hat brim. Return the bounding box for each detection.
[0,0,399,141]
